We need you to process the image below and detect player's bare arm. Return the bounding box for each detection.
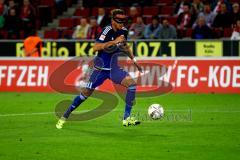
[119,39,143,73]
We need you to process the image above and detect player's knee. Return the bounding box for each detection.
[127,80,136,88]
[81,88,94,97]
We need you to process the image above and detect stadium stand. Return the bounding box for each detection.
[0,0,239,39]
[43,29,59,39]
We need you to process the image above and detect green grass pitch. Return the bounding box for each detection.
[0,92,239,160]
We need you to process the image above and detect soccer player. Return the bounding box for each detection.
[56,9,142,129]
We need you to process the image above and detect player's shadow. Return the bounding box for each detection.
[66,125,169,140]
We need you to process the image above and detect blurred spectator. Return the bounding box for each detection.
[87,17,102,39]
[175,0,190,15]
[7,0,18,13]
[213,3,232,28]
[177,3,195,29]
[72,17,90,39]
[159,18,177,39]
[231,19,240,40]
[212,0,231,13]
[23,30,43,57]
[20,0,36,37]
[0,0,8,16]
[191,0,204,15]
[97,8,110,28]
[231,3,240,25]
[5,8,21,38]
[144,16,161,39]
[194,3,216,28]
[192,16,213,39]
[128,6,139,24]
[129,16,145,39]
[20,0,36,20]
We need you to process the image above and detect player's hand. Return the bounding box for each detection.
[114,35,125,44]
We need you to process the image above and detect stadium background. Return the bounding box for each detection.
[0,0,240,160]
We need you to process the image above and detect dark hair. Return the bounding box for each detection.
[161,17,169,23]
[111,9,125,18]
[152,15,159,21]
[183,2,191,8]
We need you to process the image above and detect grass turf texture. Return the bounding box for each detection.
[0,92,239,160]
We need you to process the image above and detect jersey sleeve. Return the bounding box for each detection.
[95,26,112,43]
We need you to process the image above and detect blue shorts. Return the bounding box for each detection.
[86,67,128,89]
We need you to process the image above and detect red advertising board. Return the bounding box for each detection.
[0,58,239,93]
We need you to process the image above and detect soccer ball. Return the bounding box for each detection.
[148,104,164,119]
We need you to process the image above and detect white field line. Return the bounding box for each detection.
[0,112,55,117]
[0,109,240,117]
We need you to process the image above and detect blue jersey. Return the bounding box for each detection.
[94,25,128,70]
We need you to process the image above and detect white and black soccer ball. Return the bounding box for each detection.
[148,104,164,119]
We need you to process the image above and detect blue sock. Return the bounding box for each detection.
[123,85,136,120]
[63,93,87,119]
